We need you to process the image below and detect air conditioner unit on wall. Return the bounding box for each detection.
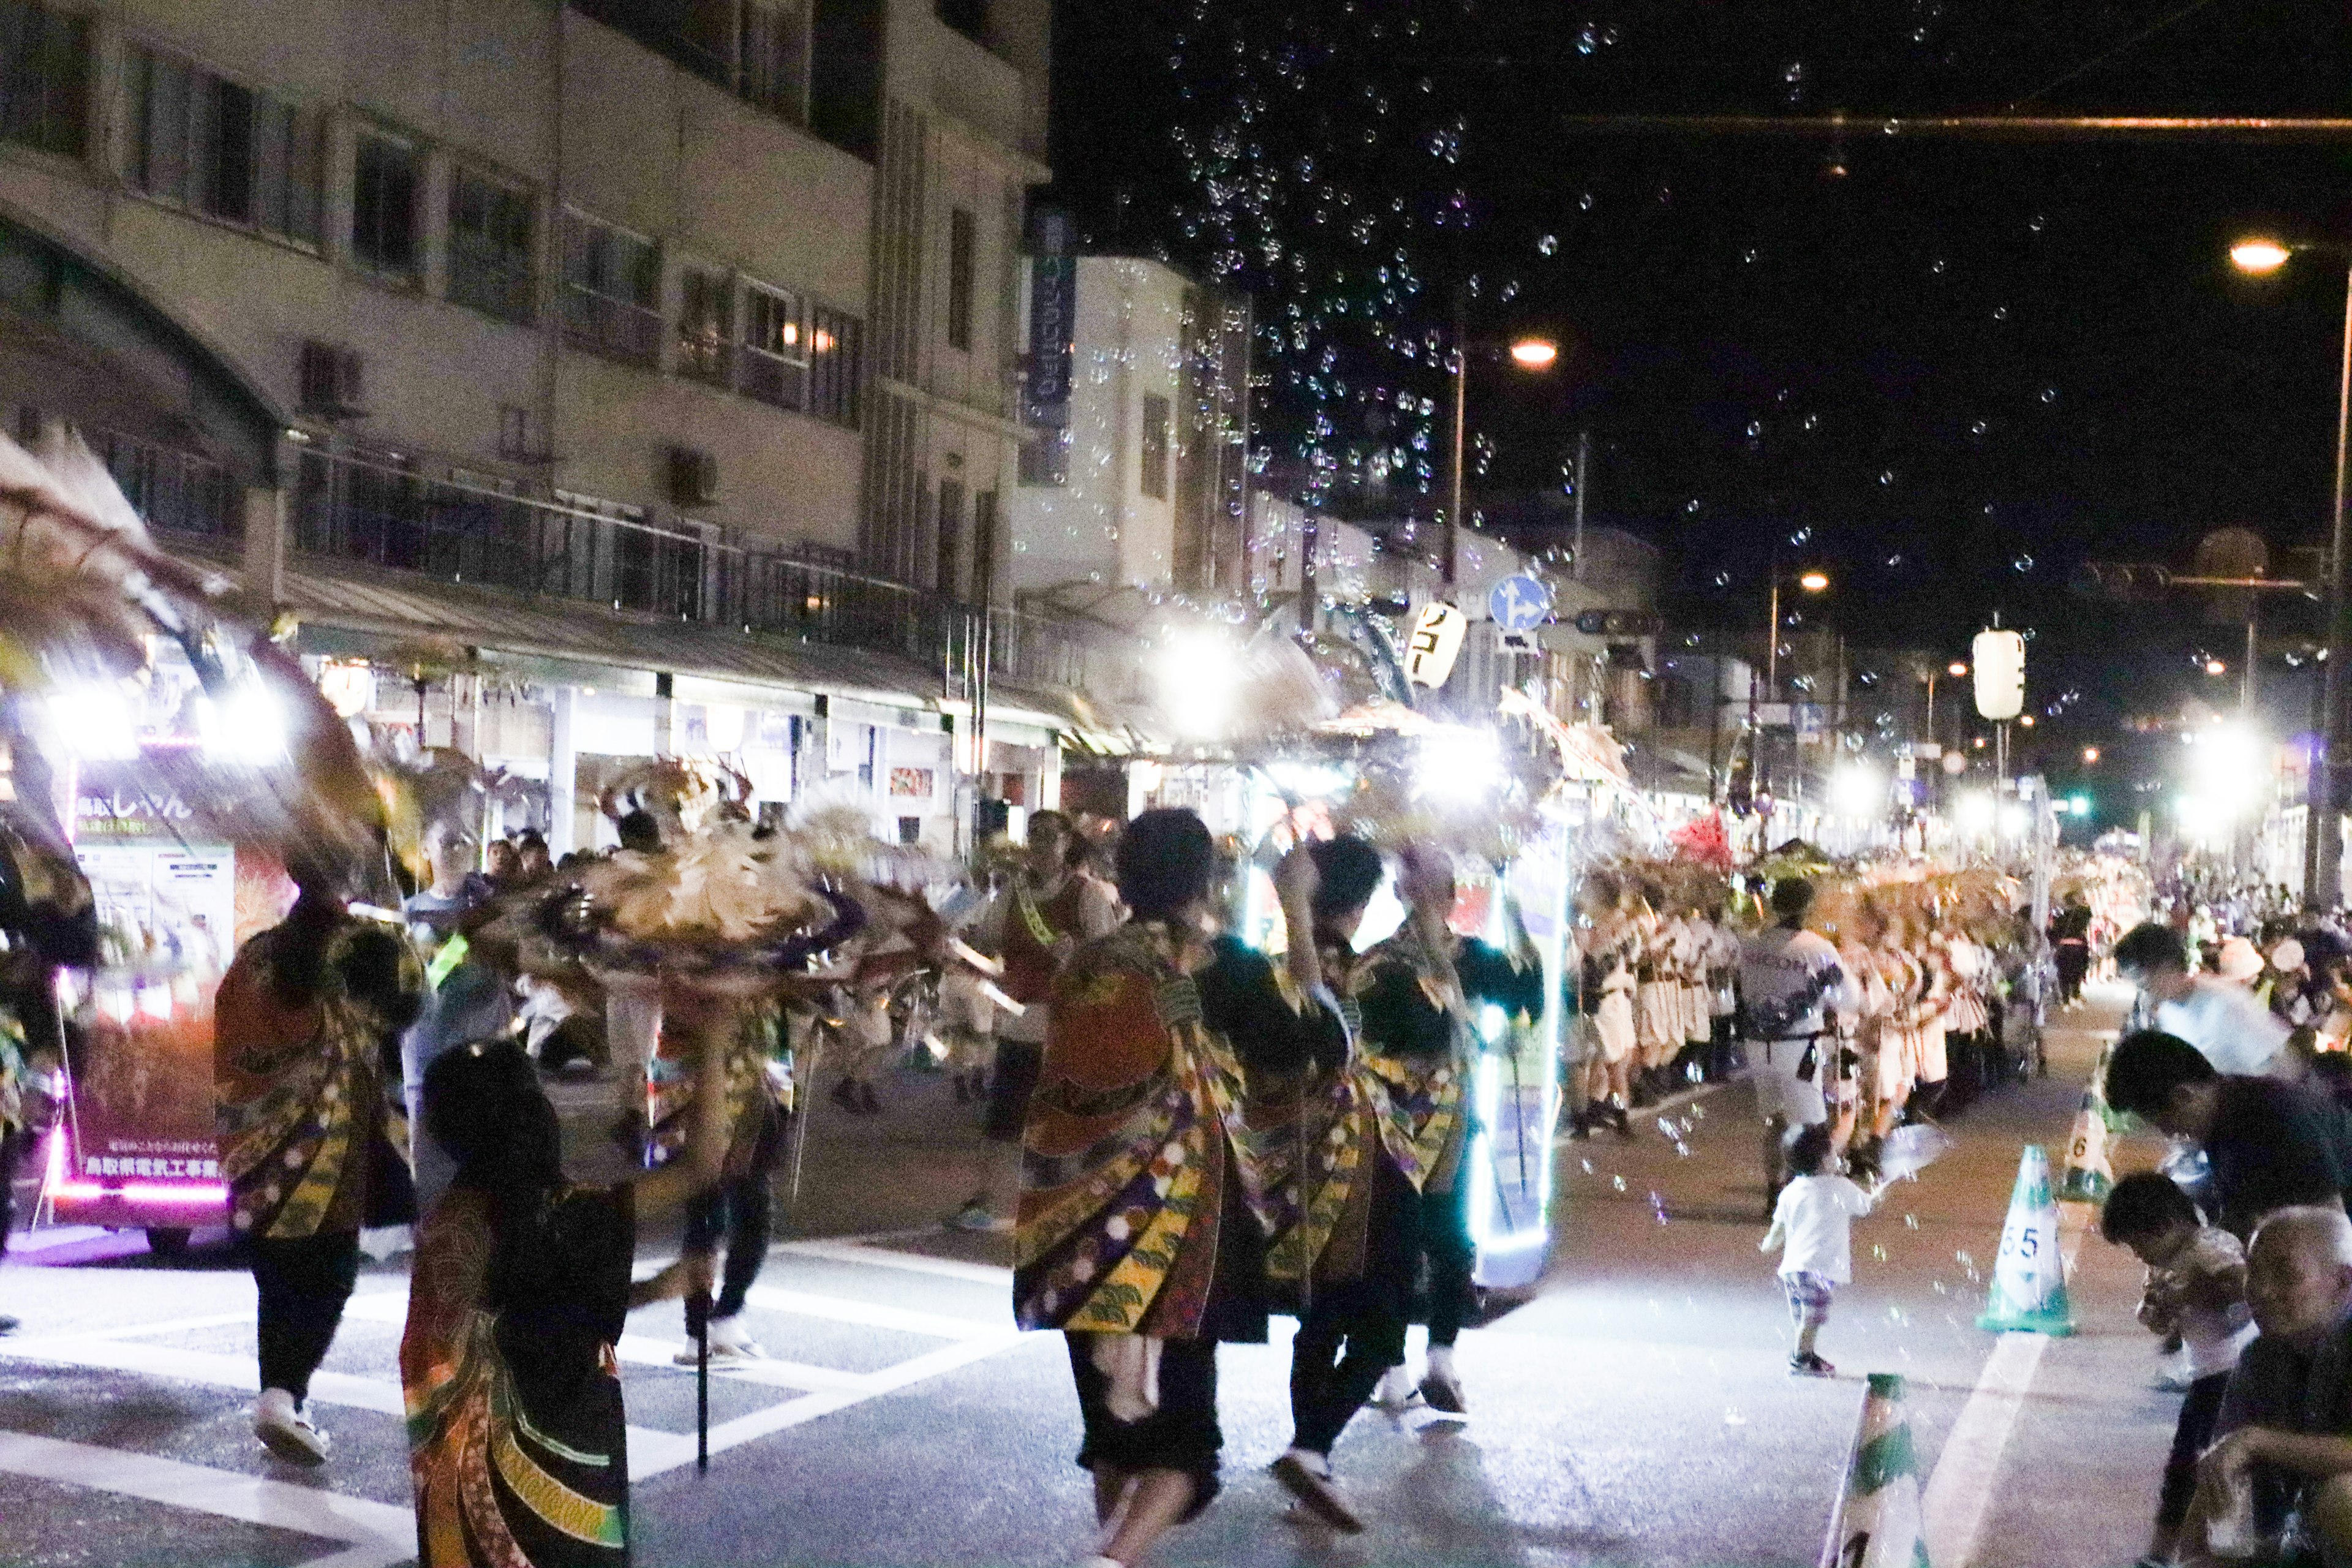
[298,340,366,418]
[669,445,720,505]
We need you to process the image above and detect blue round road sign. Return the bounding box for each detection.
[1488,573,1552,631]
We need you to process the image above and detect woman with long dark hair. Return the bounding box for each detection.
[401,986,727,1567]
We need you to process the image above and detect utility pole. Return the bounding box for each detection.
[1570,427,1590,581]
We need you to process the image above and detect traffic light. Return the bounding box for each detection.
[1572,609,1664,637]
[2068,562,2174,602]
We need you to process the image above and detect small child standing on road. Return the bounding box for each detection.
[2098,1171,2253,1568]
[1761,1121,1881,1376]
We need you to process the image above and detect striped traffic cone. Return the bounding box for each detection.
[2056,1082,2114,1204]
[1820,1372,1930,1568]
[1977,1145,2075,1335]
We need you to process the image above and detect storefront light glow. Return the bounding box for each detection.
[315,661,376,718]
[39,1127,229,1208]
[1831,762,1883,818]
[197,684,289,766]
[1954,790,1996,837]
[49,684,139,761]
[1150,627,1243,740]
[1416,725,1501,799]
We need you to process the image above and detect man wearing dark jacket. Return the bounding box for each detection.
[2106,1030,2352,1240]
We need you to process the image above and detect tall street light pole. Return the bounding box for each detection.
[2233,236,2352,909]
[1443,317,1559,588]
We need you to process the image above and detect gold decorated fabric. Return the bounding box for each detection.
[1014,922,1254,1339]
[214,919,417,1240]
[403,1188,631,1568]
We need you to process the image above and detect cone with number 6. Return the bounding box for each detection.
[2056,1080,2114,1204]
[1976,1144,2075,1335]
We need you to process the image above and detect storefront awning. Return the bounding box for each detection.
[276,561,946,711]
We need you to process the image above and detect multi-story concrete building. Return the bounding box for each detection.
[0,0,1057,851]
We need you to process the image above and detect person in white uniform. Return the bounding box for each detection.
[1738,876,1861,1210]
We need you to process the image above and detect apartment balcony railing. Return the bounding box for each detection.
[288,448,1116,712]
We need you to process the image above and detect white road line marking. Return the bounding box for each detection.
[741,1284,1013,1340]
[777,1237,1013,1286]
[1917,1200,2092,1568]
[611,1335,872,1392]
[74,1311,258,1341]
[0,1336,406,1416]
[0,1429,413,1568]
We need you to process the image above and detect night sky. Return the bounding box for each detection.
[1050,0,2352,793]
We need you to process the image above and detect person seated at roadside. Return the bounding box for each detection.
[2116,922,2289,1077]
[2184,1207,2352,1567]
[2100,1172,2255,1568]
[2106,1030,2352,1241]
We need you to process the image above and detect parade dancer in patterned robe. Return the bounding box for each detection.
[402,1009,726,1568]
[1016,812,1341,1568]
[216,858,424,1464]
[1367,847,1543,1418]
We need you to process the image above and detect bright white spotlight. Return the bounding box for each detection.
[48,685,139,761]
[1417,725,1502,800]
[1151,627,1244,741]
[1831,763,1883,818]
[1954,790,1996,839]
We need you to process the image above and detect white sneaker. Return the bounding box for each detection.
[674,1314,766,1363]
[1374,1366,1420,1410]
[254,1388,330,1464]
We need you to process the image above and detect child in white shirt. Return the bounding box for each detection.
[2098,1172,2253,1567]
[1761,1121,1883,1376]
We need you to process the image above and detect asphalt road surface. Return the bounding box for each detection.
[1,983,2171,1567]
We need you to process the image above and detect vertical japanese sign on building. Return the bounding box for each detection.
[1022,209,1076,485]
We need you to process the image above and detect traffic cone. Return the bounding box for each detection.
[2056,1084,2114,1204]
[1819,1372,1931,1568]
[1976,1145,2075,1335]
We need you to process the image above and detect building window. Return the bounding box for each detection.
[0,1,86,159]
[615,520,704,619]
[946,206,974,352]
[560,211,662,368]
[97,428,236,540]
[1017,428,1066,487]
[741,0,809,122]
[1139,392,1171,500]
[125,46,321,247]
[808,306,861,428]
[677,266,733,386]
[351,131,421,281]
[447,166,535,325]
[740,283,805,409]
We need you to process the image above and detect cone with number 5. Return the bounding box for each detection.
[1976,1144,2074,1335]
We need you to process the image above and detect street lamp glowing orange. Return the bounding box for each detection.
[1798,570,1830,592]
[2019,714,2035,727]
[1948,660,1969,677]
[2082,746,2101,764]
[2206,658,2228,675]
[1509,337,1559,369]
[2231,238,2293,275]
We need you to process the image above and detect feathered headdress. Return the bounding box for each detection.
[0,427,383,881]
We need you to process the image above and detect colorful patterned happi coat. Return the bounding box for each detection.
[1256,930,1464,1287]
[1015,922,1262,1338]
[402,1186,633,1567]
[216,919,419,1240]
